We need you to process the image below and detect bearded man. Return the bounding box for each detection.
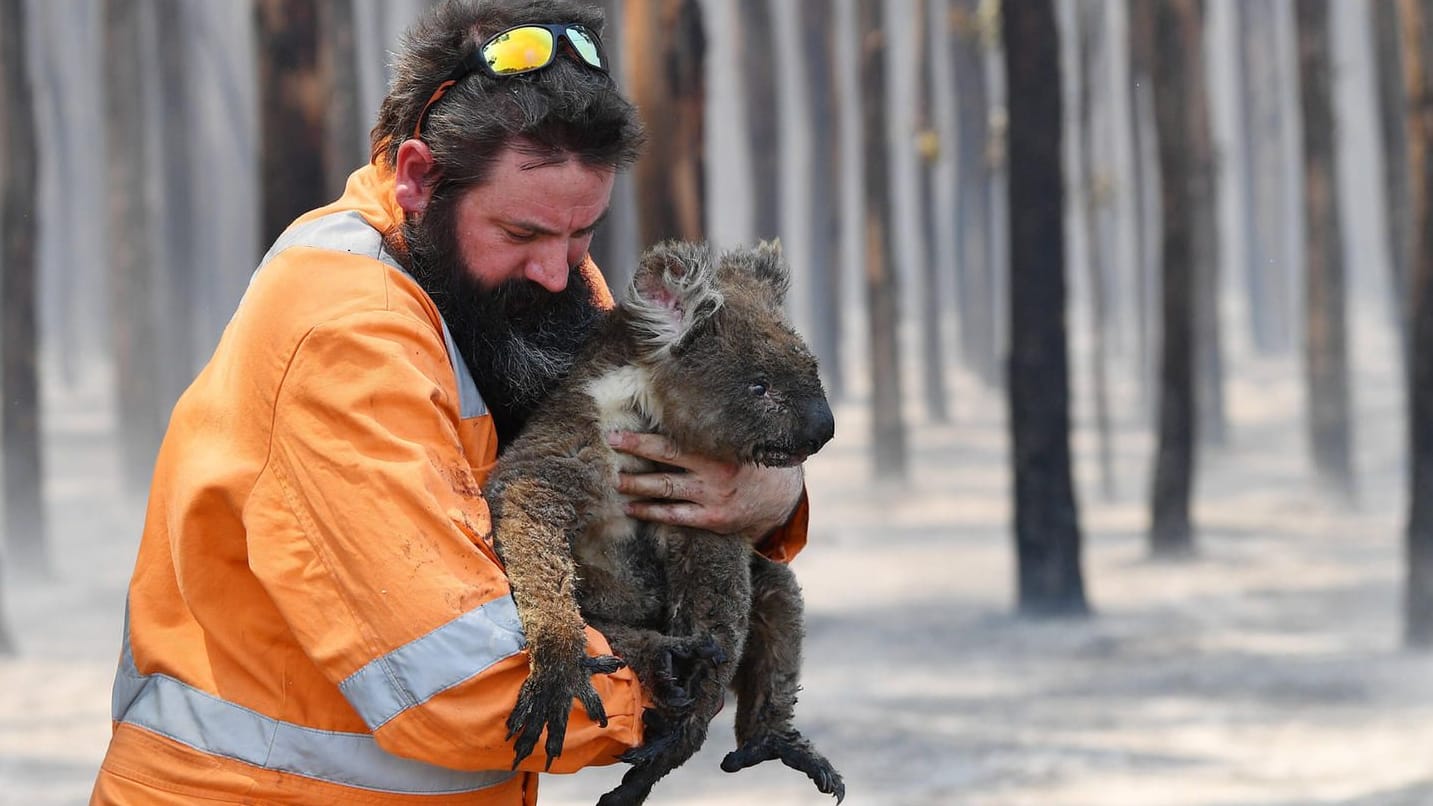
[90,2,808,804]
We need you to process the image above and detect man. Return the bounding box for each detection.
[90,2,808,804]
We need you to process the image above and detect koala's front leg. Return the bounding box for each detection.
[490,468,623,770]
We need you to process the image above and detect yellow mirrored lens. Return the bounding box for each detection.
[565,27,602,68]
[483,27,555,74]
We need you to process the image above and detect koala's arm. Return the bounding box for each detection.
[487,441,613,657]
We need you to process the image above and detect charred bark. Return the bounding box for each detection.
[2,0,49,590]
[918,0,949,423]
[323,0,366,196]
[1149,0,1202,558]
[1375,0,1414,361]
[104,0,167,494]
[590,0,639,291]
[1236,0,1295,355]
[740,0,781,243]
[1004,0,1088,616]
[858,0,910,480]
[800,0,845,400]
[1405,0,1433,648]
[626,0,706,244]
[950,0,998,387]
[1296,0,1355,501]
[1076,0,1115,499]
[256,0,330,249]
[1126,0,1156,418]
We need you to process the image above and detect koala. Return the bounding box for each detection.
[484,240,844,806]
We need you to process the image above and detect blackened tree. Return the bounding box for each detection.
[950,0,998,387]
[858,0,909,480]
[256,0,330,249]
[2,0,48,599]
[1404,0,1433,648]
[1295,0,1355,501]
[626,0,706,245]
[1003,0,1088,615]
[800,0,845,400]
[104,0,167,494]
[1149,0,1202,558]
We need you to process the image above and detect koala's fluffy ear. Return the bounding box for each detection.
[627,240,725,353]
[747,239,792,304]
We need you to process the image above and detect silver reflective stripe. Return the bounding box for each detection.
[340,594,527,730]
[255,210,487,419]
[112,608,516,795]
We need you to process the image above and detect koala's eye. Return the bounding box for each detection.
[749,381,769,398]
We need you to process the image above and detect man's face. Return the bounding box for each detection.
[446,147,615,293]
[403,146,616,439]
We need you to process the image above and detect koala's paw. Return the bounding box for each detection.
[721,730,846,803]
[617,706,678,767]
[651,634,727,710]
[506,652,626,770]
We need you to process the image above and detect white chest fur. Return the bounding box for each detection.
[579,364,664,554]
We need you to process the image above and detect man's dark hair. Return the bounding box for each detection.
[371,0,644,189]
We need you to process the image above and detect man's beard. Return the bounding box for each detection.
[400,192,603,445]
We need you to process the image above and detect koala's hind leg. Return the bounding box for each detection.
[721,554,845,802]
[597,529,752,806]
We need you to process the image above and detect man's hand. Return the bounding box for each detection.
[606,431,804,544]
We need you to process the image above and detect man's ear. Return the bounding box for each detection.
[627,240,723,354]
[394,139,438,215]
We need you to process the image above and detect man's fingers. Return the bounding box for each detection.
[618,471,693,501]
[623,500,705,529]
[607,431,690,467]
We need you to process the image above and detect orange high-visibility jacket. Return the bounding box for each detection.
[91,163,808,805]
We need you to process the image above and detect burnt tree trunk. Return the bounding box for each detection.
[323,0,366,196]
[590,0,639,290]
[1187,2,1225,448]
[1004,0,1088,616]
[950,0,998,387]
[1076,0,1115,499]
[858,0,909,480]
[2,0,48,594]
[1126,0,1157,419]
[1149,0,1202,558]
[740,0,781,243]
[1374,0,1413,361]
[800,0,844,400]
[105,0,167,493]
[917,0,948,423]
[1296,0,1355,501]
[256,0,330,249]
[1405,0,1433,648]
[1237,0,1295,355]
[1404,0,1427,294]
[627,0,706,244]
[155,0,199,402]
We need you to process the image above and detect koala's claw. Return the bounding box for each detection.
[617,706,679,767]
[582,654,627,676]
[721,731,846,803]
[506,654,625,771]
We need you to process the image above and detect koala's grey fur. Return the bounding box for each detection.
[485,241,843,805]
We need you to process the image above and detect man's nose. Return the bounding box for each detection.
[524,242,570,293]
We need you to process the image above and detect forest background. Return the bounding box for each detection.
[4,0,1433,804]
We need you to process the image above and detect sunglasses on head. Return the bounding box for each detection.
[412,23,609,139]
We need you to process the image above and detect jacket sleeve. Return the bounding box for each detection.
[755,490,810,564]
[249,309,643,773]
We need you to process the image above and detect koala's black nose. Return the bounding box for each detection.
[800,397,836,456]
